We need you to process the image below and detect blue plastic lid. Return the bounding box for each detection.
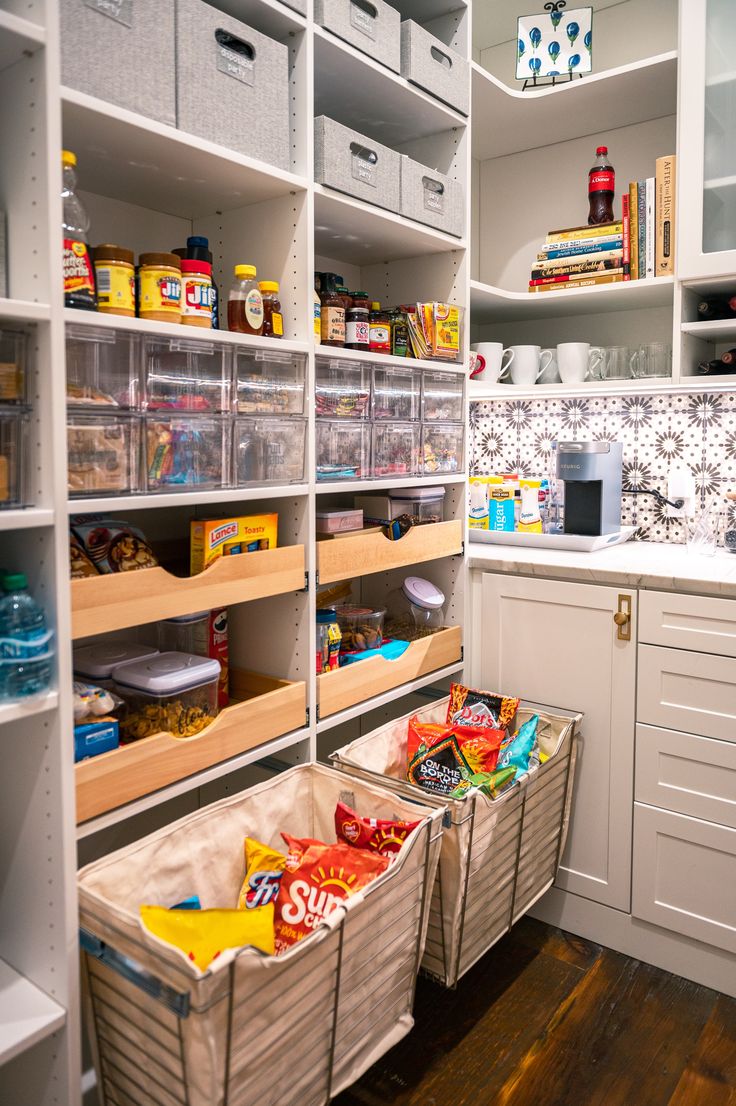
[187,236,209,248]
[317,609,338,623]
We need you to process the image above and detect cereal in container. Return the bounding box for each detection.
[112,652,220,742]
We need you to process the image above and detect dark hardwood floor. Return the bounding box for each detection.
[334,918,736,1106]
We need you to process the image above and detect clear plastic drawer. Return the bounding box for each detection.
[316,420,371,482]
[234,417,307,485]
[373,365,421,420]
[234,348,306,416]
[145,415,230,491]
[422,370,464,422]
[143,337,230,414]
[67,414,140,498]
[316,359,371,419]
[0,408,29,507]
[372,422,420,477]
[422,422,464,474]
[0,329,28,404]
[66,324,140,410]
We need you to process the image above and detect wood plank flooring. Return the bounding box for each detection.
[334,918,736,1106]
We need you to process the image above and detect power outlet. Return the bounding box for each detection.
[667,465,696,518]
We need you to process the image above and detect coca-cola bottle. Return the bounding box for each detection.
[588,145,615,225]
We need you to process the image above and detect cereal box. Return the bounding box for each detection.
[190,513,278,575]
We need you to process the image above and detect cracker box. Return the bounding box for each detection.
[190,514,278,575]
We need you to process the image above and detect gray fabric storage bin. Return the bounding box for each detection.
[60,0,176,125]
[400,20,469,116]
[400,155,464,237]
[314,116,401,212]
[176,0,290,169]
[280,0,306,13]
[315,0,401,74]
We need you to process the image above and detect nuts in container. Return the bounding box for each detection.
[334,605,385,653]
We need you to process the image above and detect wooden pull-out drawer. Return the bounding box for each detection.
[636,723,736,828]
[639,590,736,658]
[633,803,736,955]
[637,644,736,741]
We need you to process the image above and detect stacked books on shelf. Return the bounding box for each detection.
[625,154,677,281]
[529,221,625,293]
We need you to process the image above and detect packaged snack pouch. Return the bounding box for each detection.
[453,724,505,775]
[407,719,453,764]
[497,715,540,781]
[447,683,520,731]
[274,834,388,953]
[335,801,420,858]
[238,836,286,912]
[407,734,474,796]
[140,904,274,970]
[450,765,518,800]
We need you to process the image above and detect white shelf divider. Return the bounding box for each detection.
[67,484,310,515]
[0,691,59,728]
[0,959,66,1067]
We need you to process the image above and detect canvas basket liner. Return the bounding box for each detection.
[78,763,443,1106]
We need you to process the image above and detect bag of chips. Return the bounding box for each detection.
[407,718,504,775]
[450,765,518,800]
[334,801,420,859]
[237,837,286,912]
[140,903,274,970]
[447,683,520,731]
[407,733,474,796]
[407,719,453,764]
[497,715,540,781]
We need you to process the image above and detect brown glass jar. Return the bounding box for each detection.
[320,287,345,346]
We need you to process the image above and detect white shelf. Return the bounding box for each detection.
[704,174,736,193]
[61,87,309,220]
[0,508,54,532]
[317,472,465,493]
[314,344,465,373]
[68,484,310,515]
[471,52,678,161]
[314,186,466,264]
[0,691,59,728]
[470,276,675,324]
[681,319,736,341]
[313,25,466,148]
[0,299,50,323]
[469,377,734,402]
[316,659,464,733]
[0,9,44,73]
[211,0,306,38]
[0,959,66,1066]
[392,0,467,20]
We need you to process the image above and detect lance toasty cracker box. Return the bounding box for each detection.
[190,513,278,575]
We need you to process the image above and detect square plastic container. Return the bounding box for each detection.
[372,422,420,478]
[422,422,464,474]
[234,417,307,485]
[316,359,371,418]
[234,348,306,415]
[0,328,28,403]
[67,414,140,498]
[316,420,370,481]
[0,408,29,508]
[422,370,464,422]
[145,415,230,492]
[73,641,160,689]
[314,0,401,73]
[373,365,421,420]
[66,323,140,410]
[389,485,445,524]
[314,116,402,212]
[112,651,220,742]
[144,337,230,414]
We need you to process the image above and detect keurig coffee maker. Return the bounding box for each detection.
[556,441,623,536]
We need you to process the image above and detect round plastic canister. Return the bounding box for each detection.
[156,611,210,655]
[139,252,182,323]
[387,576,445,639]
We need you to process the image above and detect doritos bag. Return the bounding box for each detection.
[447,683,519,731]
[335,801,420,858]
[140,904,274,970]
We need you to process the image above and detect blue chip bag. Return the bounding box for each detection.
[497,715,539,781]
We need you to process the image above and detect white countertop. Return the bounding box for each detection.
[468,539,736,598]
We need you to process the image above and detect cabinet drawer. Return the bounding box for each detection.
[632,803,736,954]
[636,724,736,828]
[639,590,736,657]
[637,644,736,741]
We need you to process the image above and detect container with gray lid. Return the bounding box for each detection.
[113,652,221,740]
[400,21,469,116]
[314,116,401,212]
[73,641,159,685]
[113,651,220,694]
[315,0,401,74]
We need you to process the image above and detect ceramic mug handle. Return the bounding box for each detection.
[499,348,515,380]
[536,348,554,381]
[469,353,485,379]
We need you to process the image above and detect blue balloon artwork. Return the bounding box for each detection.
[529,56,542,73]
[568,52,581,70]
[529,26,542,50]
[550,10,562,28]
[566,21,580,45]
[548,40,560,63]
[584,29,593,53]
[518,37,525,59]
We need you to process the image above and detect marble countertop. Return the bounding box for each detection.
[467,539,736,598]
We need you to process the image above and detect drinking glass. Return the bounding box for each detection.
[631,342,672,379]
[601,345,631,380]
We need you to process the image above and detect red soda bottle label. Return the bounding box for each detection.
[589,170,615,193]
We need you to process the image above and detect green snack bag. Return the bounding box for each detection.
[450,765,517,800]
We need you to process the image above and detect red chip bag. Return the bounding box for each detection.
[407,719,453,765]
[274,833,389,953]
[335,802,421,858]
[453,724,505,774]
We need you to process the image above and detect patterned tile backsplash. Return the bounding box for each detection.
[470,390,736,543]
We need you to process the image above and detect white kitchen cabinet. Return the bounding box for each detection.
[638,644,736,741]
[636,723,736,829]
[478,573,637,911]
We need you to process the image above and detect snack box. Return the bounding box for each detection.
[190,513,278,575]
[316,508,364,534]
[74,716,119,762]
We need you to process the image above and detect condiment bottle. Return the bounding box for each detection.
[62,150,96,311]
[93,244,135,317]
[369,302,391,354]
[186,236,219,329]
[391,308,410,357]
[138,253,182,323]
[259,280,283,338]
[181,259,214,328]
[320,285,345,347]
[346,291,370,351]
[228,265,264,335]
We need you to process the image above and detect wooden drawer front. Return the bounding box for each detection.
[636,724,736,828]
[317,520,463,586]
[639,590,736,658]
[632,803,736,954]
[637,644,736,741]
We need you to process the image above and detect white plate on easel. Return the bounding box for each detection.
[469,527,636,553]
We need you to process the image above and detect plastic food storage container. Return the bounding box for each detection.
[0,408,29,508]
[143,337,230,413]
[73,641,160,689]
[373,365,421,420]
[389,485,445,524]
[234,417,307,485]
[316,359,371,418]
[334,604,385,652]
[422,370,464,422]
[386,576,445,640]
[422,422,464,474]
[156,612,210,656]
[145,415,230,491]
[66,324,140,410]
[0,328,28,403]
[316,420,371,481]
[234,348,306,415]
[372,422,420,477]
[112,651,220,742]
[67,414,140,498]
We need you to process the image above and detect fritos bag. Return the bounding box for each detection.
[238,837,286,912]
[447,683,520,731]
[335,801,420,858]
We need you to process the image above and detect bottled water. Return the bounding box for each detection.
[0,574,53,699]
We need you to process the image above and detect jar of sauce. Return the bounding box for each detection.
[181,259,214,328]
[369,302,391,354]
[320,287,345,347]
[346,291,370,351]
[93,245,135,317]
[138,253,182,323]
[259,281,284,338]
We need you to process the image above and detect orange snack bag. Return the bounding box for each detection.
[407,719,453,764]
[334,801,420,859]
[453,724,505,775]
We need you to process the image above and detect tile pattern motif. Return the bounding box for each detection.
[470,391,736,543]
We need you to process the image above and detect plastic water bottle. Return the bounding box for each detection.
[0,574,53,699]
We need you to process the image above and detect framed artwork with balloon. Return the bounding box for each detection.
[516,1,593,88]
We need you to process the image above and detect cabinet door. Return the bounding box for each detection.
[480,573,636,911]
[678,0,736,278]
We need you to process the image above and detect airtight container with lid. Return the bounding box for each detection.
[156,612,209,656]
[73,641,159,689]
[389,486,445,525]
[112,652,220,742]
[387,576,445,639]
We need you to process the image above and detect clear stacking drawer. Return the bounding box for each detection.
[145,415,230,492]
[0,408,29,507]
[422,370,464,422]
[234,417,307,486]
[372,422,420,477]
[143,337,230,414]
[0,329,28,404]
[316,420,371,481]
[66,324,140,411]
[316,359,371,418]
[373,365,421,420]
[422,422,464,474]
[234,348,306,415]
[67,414,140,498]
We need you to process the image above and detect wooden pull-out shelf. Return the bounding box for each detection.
[317,625,462,719]
[71,545,305,639]
[317,520,463,585]
[75,669,306,823]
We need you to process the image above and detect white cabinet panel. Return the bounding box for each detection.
[638,644,736,741]
[636,723,736,829]
[633,803,736,953]
[480,573,636,911]
[639,590,736,658]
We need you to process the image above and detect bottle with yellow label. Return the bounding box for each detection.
[62,150,96,310]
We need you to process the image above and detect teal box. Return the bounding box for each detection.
[489,491,515,532]
[74,717,119,763]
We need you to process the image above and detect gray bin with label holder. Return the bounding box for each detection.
[60,0,177,125]
[400,20,469,116]
[314,116,401,212]
[400,155,464,238]
[315,0,401,73]
[176,0,290,169]
[280,0,306,14]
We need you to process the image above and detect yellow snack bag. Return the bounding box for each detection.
[140,904,274,970]
[238,836,286,912]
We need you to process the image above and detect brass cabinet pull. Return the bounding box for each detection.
[614,594,632,641]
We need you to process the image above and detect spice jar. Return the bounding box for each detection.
[139,253,182,323]
[320,285,345,347]
[93,244,135,317]
[346,291,370,351]
[181,259,214,328]
[369,301,391,354]
[259,280,284,338]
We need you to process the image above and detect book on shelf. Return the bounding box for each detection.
[535,249,623,268]
[622,193,631,280]
[637,179,646,280]
[530,257,623,279]
[645,177,655,278]
[528,273,624,291]
[655,154,676,276]
[538,236,623,259]
[628,182,639,280]
[545,220,623,244]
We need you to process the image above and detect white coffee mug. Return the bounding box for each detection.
[508,345,553,386]
[470,342,514,383]
[557,342,603,384]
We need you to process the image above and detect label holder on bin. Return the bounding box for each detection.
[80,928,191,1019]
